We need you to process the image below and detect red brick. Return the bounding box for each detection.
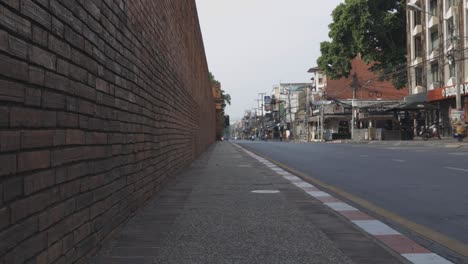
[0,79,24,103]
[0,215,38,255]
[29,45,56,70]
[57,58,70,76]
[2,0,20,10]
[3,231,47,264]
[51,147,86,166]
[21,130,55,149]
[21,0,51,29]
[3,176,23,202]
[86,132,107,145]
[72,80,96,101]
[48,241,62,263]
[29,66,45,86]
[10,189,52,222]
[10,107,56,128]
[25,87,42,106]
[42,90,66,109]
[0,53,28,81]
[0,207,10,231]
[45,71,70,93]
[8,35,28,59]
[78,100,95,115]
[0,154,16,176]
[49,34,71,59]
[0,131,20,152]
[0,5,31,38]
[18,150,50,172]
[35,250,48,264]
[24,169,55,195]
[57,112,79,128]
[0,29,7,52]
[39,199,74,231]
[32,25,48,47]
[66,129,85,145]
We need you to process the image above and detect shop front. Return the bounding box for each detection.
[427,84,468,137]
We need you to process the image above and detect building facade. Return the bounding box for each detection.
[407,0,468,135]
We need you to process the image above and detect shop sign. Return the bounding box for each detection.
[428,83,468,101]
[450,109,464,123]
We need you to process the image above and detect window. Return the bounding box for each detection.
[431,63,439,83]
[449,63,455,78]
[415,67,423,86]
[430,0,438,17]
[431,31,439,51]
[447,18,454,40]
[318,78,323,85]
[413,9,422,26]
[446,0,454,9]
[414,36,423,58]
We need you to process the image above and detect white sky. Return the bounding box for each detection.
[196,0,344,122]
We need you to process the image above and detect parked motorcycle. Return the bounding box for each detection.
[453,122,466,142]
[419,124,441,141]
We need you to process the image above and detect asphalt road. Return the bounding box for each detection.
[236,140,468,259]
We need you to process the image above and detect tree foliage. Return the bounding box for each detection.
[209,72,231,110]
[317,0,407,88]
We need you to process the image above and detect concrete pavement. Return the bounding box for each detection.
[90,142,405,264]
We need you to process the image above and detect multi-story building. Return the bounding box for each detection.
[308,56,408,140]
[270,83,311,139]
[407,0,468,134]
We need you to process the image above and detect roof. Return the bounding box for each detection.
[308,66,321,73]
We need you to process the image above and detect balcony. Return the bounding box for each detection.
[413,56,423,66]
[413,86,425,94]
[445,6,454,19]
[429,82,442,91]
[429,50,439,61]
[428,16,439,30]
[412,25,422,36]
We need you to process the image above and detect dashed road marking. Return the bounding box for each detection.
[234,143,455,263]
[444,166,468,172]
[392,159,406,163]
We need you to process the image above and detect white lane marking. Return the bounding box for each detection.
[276,171,291,176]
[292,181,314,188]
[352,220,400,235]
[306,191,331,197]
[392,159,406,163]
[282,175,300,181]
[402,253,453,264]
[251,190,280,194]
[325,202,358,212]
[448,152,468,156]
[359,155,369,157]
[444,166,468,172]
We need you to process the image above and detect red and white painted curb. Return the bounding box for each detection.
[234,144,453,264]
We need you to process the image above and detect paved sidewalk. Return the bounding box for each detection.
[90,142,405,264]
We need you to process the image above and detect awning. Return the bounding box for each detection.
[387,101,438,111]
[404,92,427,104]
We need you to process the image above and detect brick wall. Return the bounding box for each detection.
[0,0,215,263]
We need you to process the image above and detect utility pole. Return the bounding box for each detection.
[305,86,311,142]
[351,73,358,140]
[288,85,294,141]
[258,92,265,139]
[454,2,462,110]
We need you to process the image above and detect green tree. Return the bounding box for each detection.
[317,0,407,88]
[209,72,231,110]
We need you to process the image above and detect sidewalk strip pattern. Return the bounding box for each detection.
[233,143,453,264]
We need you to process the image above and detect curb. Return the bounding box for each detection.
[233,143,455,264]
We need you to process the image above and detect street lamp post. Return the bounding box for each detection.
[318,90,324,141]
[407,2,462,110]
